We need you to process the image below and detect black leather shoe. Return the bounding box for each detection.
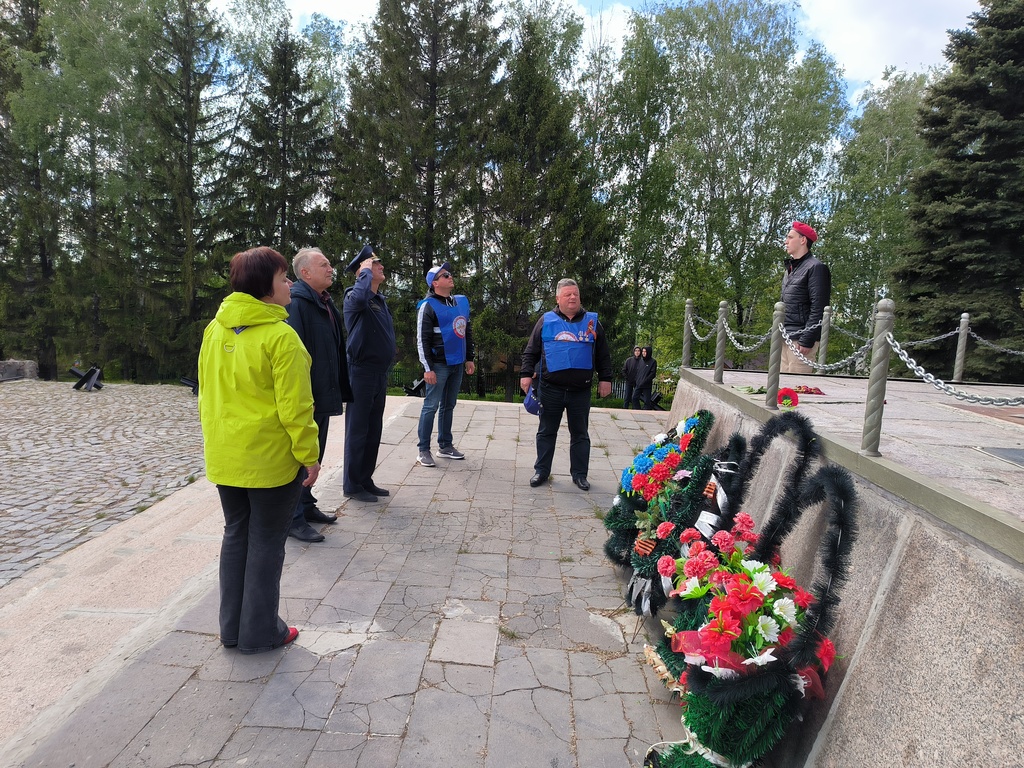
[304,507,337,524]
[289,523,325,542]
[344,490,379,502]
[529,473,548,488]
[365,484,390,497]
[573,476,590,491]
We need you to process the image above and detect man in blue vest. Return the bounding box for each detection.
[415,262,476,467]
[520,278,613,491]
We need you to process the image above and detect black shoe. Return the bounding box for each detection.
[365,484,390,497]
[304,507,337,524]
[289,523,325,542]
[529,473,548,488]
[573,476,590,491]
[344,490,379,502]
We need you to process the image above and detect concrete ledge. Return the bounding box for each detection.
[674,367,1024,566]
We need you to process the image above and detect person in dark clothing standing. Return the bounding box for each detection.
[632,346,657,409]
[285,247,353,541]
[781,221,831,374]
[520,278,613,491]
[342,245,396,503]
[415,261,476,467]
[622,346,641,409]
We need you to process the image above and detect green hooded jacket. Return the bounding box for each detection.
[198,292,319,488]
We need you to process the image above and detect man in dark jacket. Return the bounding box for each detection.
[520,278,613,491]
[781,221,831,374]
[622,346,641,408]
[632,346,657,409]
[415,261,475,467]
[286,247,353,542]
[342,245,396,503]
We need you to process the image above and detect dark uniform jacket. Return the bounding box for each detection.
[521,307,613,391]
[781,253,831,346]
[634,347,658,388]
[343,269,396,371]
[286,279,352,415]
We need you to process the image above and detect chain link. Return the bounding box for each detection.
[780,325,871,372]
[886,334,1024,406]
[896,329,959,349]
[723,322,770,352]
[830,324,870,343]
[968,330,1024,357]
[692,314,716,329]
[687,314,715,342]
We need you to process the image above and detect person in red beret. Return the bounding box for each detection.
[780,221,831,374]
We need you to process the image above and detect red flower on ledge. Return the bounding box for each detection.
[777,387,799,408]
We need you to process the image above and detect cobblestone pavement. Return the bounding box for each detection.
[0,380,205,586]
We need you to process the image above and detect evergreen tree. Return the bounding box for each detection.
[125,0,230,379]
[329,0,501,363]
[481,15,615,397]
[892,0,1024,382]
[224,27,332,256]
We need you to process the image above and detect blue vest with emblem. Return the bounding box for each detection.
[418,295,469,365]
[541,311,598,372]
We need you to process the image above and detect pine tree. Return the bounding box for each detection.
[892,0,1024,382]
[480,15,614,397]
[224,27,332,256]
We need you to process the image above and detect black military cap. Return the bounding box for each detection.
[346,244,377,273]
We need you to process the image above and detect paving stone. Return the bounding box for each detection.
[485,688,574,768]
[399,687,489,767]
[430,618,498,667]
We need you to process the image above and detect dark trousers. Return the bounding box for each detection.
[217,474,302,653]
[535,384,592,479]
[344,365,387,494]
[623,382,635,409]
[632,384,653,410]
[291,413,331,527]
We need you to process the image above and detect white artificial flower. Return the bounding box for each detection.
[750,570,777,596]
[613,495,621,507]
[653,433,668,444]
[679,576,702,597]
[701,665,740,680]
[742,648,778,667]
[791,673,807,697]
[684,653,706,665]
[773,597,797,626]
[757,615,780,642]
[741,558,765,572]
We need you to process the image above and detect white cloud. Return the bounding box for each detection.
[797,0,980,86]
[281,0,981,91]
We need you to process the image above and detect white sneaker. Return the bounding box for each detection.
[416,450,436,467]
[437,446,465,459]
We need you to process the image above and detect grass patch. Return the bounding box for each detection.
[498,626,521,640]
[559,555,574,563]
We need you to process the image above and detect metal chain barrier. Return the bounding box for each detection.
[887,333,1024,406]
[968,330,1024,357]
[896,329,959,349]
[687,314,716,343]
[780,325,871,372]
[723,322,771,353]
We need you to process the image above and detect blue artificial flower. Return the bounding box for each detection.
[621,467,635,490]
[653,445,671,461]
[633,455,654,474]
[684,417,699,433]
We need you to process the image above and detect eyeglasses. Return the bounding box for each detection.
[438,271,452,279]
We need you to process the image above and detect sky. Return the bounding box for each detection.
[281,0,982,94]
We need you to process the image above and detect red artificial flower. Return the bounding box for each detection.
[731,512,755,533]
[700,613,742,655]
[683,550,718,579]
[631,473,649,491]
[688,540,707,556]
[663,452,682,469]
[739,531,760,545]
[710,530,736,552]
[772,571,796,590]
[794,587,815,609]
[650,463,672,482]
[817,637,836,672]
[709,594,734,618]
[778,627,795,646]
[797,666,825,699]
[641,483,660,501]
[725,580,764,616]
[656,522,676,539]
[777,387,799,408]
[671,630,703,656]
[657,555,678,578]
[679,433,693,452]
[679,528,702,544]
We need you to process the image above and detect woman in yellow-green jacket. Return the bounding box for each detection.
[198,247,320,654]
